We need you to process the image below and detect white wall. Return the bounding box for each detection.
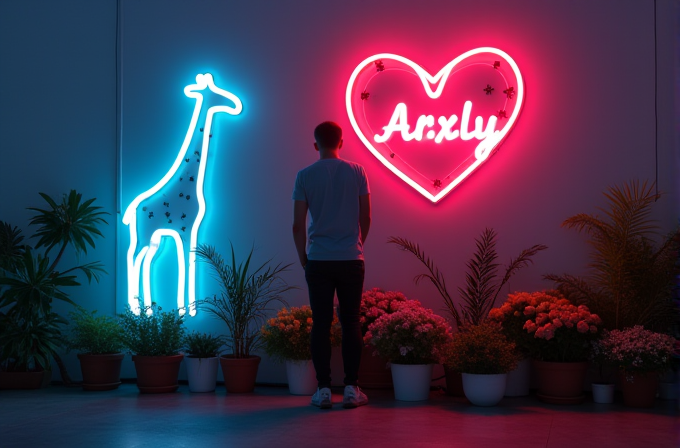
[1,0,678,384]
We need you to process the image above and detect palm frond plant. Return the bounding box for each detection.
[388,229,547,329]
[545,180,680,332]
[0,190,108,383]
[195,243,295,358]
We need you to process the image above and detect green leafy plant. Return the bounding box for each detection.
[388,228,547,329]
[184,331,224,358]
[119,304,185,356]
[545,180,680,332]
[195,243,295,358]
[67,307,124,355]
[445,323,518,375]
[0,190,108,381]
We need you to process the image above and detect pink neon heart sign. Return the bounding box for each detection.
[346,47,524,202]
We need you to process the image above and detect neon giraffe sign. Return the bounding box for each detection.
[346,47,524,203]
[122,73,243,316]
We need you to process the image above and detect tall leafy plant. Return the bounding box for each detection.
[545,180,680,332]
[195,243,295,358]
[0,190,108,380]
[388,229,547,329]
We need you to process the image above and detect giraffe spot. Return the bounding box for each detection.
[148,212,154,218]
[168,219,172,224]
[142,207,147,211]
[163,202,169,207]
[186,195,191,200]
[185,158,190,162]
[189,176,194,182]
[181,213,186,219]
[179,193,184,197]
[181,226,186,232]
[180,177,183,182]
[165,212,170,218]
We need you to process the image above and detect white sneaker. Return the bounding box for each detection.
[311,387,332,409]
[342,385,368,409]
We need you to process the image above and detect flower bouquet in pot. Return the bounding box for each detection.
[445,323,518,406]
[119,303,186,394]
[488,291,565,396]
[183,332,225,393]
[358,288,412,388]
[593,325,676,407]
[519,292,603,404]
[67,307,125,391]
[364,300,452,401]
[261,305,341,395]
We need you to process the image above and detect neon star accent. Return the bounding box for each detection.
[346,47,524,203]
[122,73,243,316]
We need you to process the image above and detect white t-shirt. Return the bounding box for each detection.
[292,158,370,261]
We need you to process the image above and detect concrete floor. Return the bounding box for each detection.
[1,383,678,448]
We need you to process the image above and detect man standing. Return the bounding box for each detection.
[292,121,371,409]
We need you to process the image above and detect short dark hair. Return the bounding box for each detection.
[314,121,342,150]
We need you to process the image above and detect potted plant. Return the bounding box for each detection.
[520,292,603,404]
[488,290,565,396]
[364,300,452,401]
[594,325,676,407]
[358,288,410,388]
[0,191,108,388]
[184,331,224,393]
[195,243,294,393]
[546,180,680,333]
[445,323,518,406]
[388,229,546,396]
[119,303,185,393]
[261,305,341,395]
[67,306,125,391]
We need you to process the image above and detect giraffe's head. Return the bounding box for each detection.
[184,73,243,116]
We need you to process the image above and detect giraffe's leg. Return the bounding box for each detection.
[130,246,149,315]
[144,230,186,316]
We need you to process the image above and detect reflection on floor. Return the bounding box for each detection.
[1,383,678,448]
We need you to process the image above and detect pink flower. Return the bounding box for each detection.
[523,306,536,316]
[577,321,589,333]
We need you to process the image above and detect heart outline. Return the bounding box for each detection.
[346,47,524,203]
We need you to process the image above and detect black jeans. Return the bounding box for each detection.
[305,260,365,388]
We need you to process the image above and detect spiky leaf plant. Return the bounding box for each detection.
[389,229,547,329]
[545,180,680,332]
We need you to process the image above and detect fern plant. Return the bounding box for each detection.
[388,229,547,329]
[545,180,680,332]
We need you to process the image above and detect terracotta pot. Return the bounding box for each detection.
[219,355,261,393]
[533,360,588,404]
[358,345,392,389]
[132,354,184,393]
[443,365,465,397]
[77,353,125,391]
[0,370,46,390]
[620,371,659,408]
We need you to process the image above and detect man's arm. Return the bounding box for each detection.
[359,193,371,245]
[292,200,309,268]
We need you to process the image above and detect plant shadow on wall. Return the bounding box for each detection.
[544,180,680,333]
[0,191,108,386]
[388,228,547,329]
[194,243,296,393]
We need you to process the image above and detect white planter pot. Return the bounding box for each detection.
[286,360,317,395]
[591,383,615,404]
[505,358,531,397]
[185,357,219,393]
[391,364,433,402]
[462,373,507,406]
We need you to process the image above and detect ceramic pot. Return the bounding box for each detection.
[77,353,124,391]
[591,383,615,404]
[132,354,184,393]
[220,355,261,393]
[285,359,317,395]
[185,356,219,393]
[391,363,432,401]
[533,360,588,404]
[462,373,507,406]
[0,370,46,390]
[357,345,392,389]
[504,358,531,397]
[620,372,658,408]
[443,365,465,397]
